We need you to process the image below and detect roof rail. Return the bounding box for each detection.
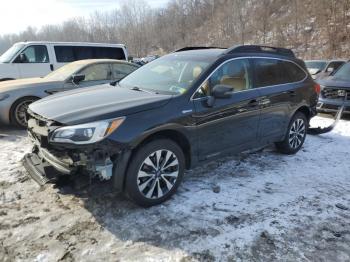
[175,46,226,52]
[225,45,295,57]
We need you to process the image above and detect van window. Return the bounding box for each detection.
[55,46,75,62]
[94,47,126,60]
[13,45,49,63]
[55,46,126,62]
[255,58,305,87]
[75,46,94,60]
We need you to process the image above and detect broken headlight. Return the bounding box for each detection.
[49,117,125,144]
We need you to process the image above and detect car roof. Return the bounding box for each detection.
[174,45,299,60]
[306,59,347,62]
[69,59,137,66]
[172,48,226,57]
[14,41,126,47]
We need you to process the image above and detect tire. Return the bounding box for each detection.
[10,97,39,128]
[125,139,185,207]
[275,112,308,155]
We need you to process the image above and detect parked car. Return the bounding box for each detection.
[141,55,160,64]
[317,61,350,114]
[23,45,318,206]
[0,42,128,81]
[305,59,346,80]
[0,59,139,127]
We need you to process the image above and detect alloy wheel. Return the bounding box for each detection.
[15,99,35,127]
[288,118,306,149]
[137,149,179,199]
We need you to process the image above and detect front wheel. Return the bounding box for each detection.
[125,139,185,207]
[275,112,307,155]
[11,97,38,128]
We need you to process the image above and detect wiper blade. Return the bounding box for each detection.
[130,86,155,94]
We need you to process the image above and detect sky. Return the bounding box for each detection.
[0,0,169,36]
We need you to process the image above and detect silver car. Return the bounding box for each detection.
[0,59,139,127]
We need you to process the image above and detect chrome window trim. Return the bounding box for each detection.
[190,56,308,101]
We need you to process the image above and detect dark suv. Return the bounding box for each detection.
[24,45,318,206]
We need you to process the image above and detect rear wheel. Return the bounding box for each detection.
[11,97,38,128]
[125,139,185,207]
[275,112,307,154]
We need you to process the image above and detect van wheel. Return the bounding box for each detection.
[275,112,307,155]
[125,139,185,207]
[11,97,38,128]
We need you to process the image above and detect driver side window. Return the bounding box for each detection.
[14,45,49,63]
[194,58,251,98]
[79,64,111,82]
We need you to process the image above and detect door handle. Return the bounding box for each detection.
[287,90,296,96]
[248,99,259,107]
[258,98,271,106]
[50,64,54,71]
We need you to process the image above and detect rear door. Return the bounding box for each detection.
[253,58,308,143]
[192,58,261,160]
[14,45,52,78]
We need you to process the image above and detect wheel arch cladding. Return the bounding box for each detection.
[132,129,192,169]
[295,106,311,121]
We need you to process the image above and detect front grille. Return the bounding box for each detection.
[322,87,350,100]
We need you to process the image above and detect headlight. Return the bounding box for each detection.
[0,94,9,101]
[49,117,125,144]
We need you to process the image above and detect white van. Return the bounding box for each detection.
[0,42,128,81]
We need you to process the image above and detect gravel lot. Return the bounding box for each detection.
[1,115,350,262]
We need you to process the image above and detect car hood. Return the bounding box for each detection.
[318,76,350,89]
[0,77,60,92]
[29,84,172,125]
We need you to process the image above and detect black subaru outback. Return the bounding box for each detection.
[24,45,318,206]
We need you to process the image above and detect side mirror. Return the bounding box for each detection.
[14,53,26,63]
[212,85,234,99]
[72,74,85,84]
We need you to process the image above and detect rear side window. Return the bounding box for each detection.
[327,61,345,72]
[93,47,126,60]
[75,46,94,60]
[54,46,75,62]
[54,46,126,62]
[255,58,306,87]
[112,63,138,79]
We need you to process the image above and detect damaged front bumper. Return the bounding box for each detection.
[23,143,116,186]
[23,110,132,190]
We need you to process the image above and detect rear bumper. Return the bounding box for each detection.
[317,98,350,114]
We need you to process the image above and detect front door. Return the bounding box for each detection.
[13,45,52,78]
[192,58,261,160]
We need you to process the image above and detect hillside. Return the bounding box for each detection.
[0,0,349,59]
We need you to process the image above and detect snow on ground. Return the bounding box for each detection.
[1,115,350,261]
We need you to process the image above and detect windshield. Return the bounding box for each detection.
[44,62,85,81]
[0,43,24,63]
[305,61,327,70]
[333,62,350,81]
[119,55,211,95]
